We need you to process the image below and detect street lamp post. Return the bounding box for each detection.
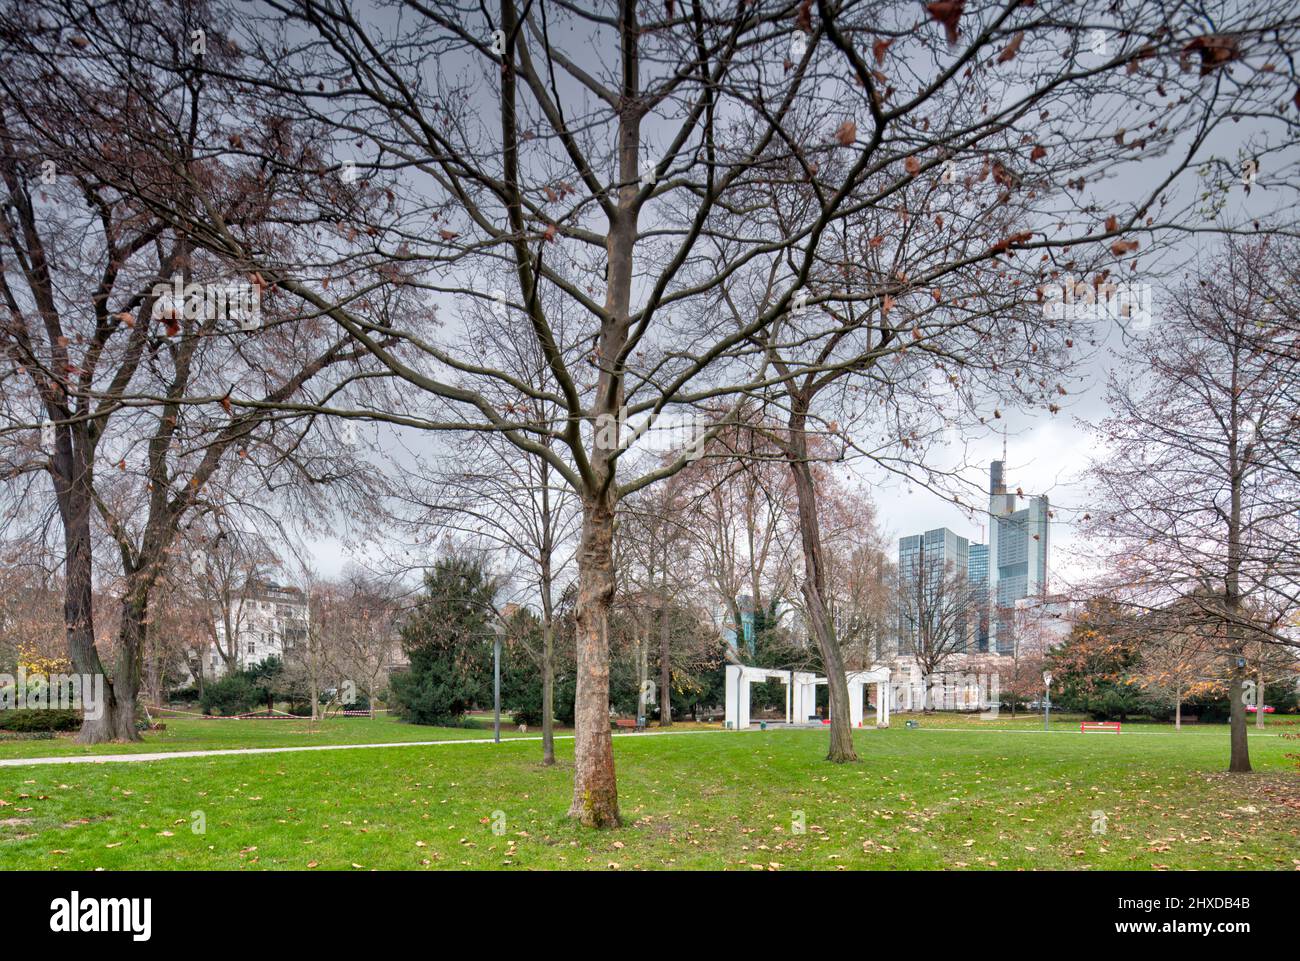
[493,620,504,744]
[1043,670,1053,731]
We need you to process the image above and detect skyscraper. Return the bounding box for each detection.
[986,460,1049,653]
[897,527,970,655]
[968,542,990,652]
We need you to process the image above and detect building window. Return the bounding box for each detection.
[248,642,256,654]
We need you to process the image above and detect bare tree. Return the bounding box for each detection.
[897,541,985,707]
[333,570,403,718]
[1247,635,1300,729]
[676,413,800,658]
[819,482,894,670]
[0,564,64,670]
[619,477,699,726]
[0,6,384,740]
[396,325,579,762]
[1132,615,1221,732]
[1085,237,1300,772]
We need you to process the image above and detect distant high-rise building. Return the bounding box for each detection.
[968,542,991,652]
[897,527,971,656]
[987,460,1049,653]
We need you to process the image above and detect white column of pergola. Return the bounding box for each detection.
[725,665,893,729]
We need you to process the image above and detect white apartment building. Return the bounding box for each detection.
[200,580,309,681]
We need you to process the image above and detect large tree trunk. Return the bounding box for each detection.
[79,593,145,743]
[658,601,672,727]
[568,496,620,827]
[58,472,140,743]
[1227,671,1251,772]
[144,619,162,708]
[786,429,856,763]
[1224,399,1252,771]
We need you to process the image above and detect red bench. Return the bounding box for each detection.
[612,719,643,732]
[1081,721,1121,733]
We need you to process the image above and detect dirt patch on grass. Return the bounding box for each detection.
[1203,770,1300,813]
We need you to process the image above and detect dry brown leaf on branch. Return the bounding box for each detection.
[997,31,1024,63]
[796,0,813,33]
[1030,145,1047,162]
[991,231,1033,254]
[1180,35,1240,76]
[834,121,857,146]
[905,156,921,175]
[873,37,894,65]
[926,1,964,46]
[1111,239,1140,255]
[991,161,1018,188]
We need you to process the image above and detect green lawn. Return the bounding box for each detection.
[0,713,550,760]
[1,725,1296,870]
[879,710,1297,734]
[1,710,1286,761]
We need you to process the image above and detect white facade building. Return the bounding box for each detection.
[200,581,309,681]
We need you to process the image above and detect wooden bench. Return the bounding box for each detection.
[1080,721,1121,733]
[612,718,642,732]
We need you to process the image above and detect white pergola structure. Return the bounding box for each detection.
[724,664,892,730]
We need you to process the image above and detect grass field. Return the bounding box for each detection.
[0,709,1288,761]
[0,713,557,760]
[1,721,1296,870]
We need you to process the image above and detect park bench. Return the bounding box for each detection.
[1080,721,1121,733]
[612,718,643,732]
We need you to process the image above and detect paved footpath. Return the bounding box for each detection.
[0,723,1278,768]
[0,727,737,768]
